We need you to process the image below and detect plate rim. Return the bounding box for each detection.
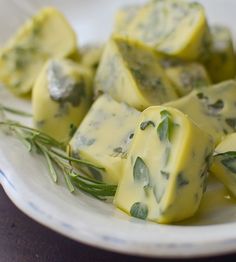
[1,168,236,259]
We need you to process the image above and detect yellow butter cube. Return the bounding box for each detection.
[0,7,77,95]
[210,133,236,198]
[204,25,236,83]
[95,38,177,110]
[69,95,140,184]
[114,106,214,223]
[32,59,92,142]
[114,0,210,60]
[166,80,236,144]
[165,62,211,96]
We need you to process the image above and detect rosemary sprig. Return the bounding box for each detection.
[0,120,117,199]
[0,104,32,117]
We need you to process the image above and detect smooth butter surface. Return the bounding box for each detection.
[70,94,140,184]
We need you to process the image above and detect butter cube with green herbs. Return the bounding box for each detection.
[32,59,93,142]
[204,25,236,83]
[166,80,236,144]
[165,62,211,96]
[114,106,214,223]
[69,94,140,184]
[210,133,236,198]
[114,0,210,60]
[0,7,77,95]
[95,37,178,110]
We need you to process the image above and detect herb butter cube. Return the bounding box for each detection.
[0,7,77,95]
[69,94,140,184]
[165,62,211,96]
[95,38,177,110]
[115,0,210,60]
[210,134,236,198]
[204,26,236,83]
[166,80,236,144]
[32,59,92,142]
[114,106,214,223]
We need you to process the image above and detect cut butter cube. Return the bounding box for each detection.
[32,59,92,142]
[69,95,140,184]
[166,80,236,144]
[0,7,77,95]
[95,38,177,110]
[210,133,236,198]
[114,0,210,60]
[114,106,214,224]
[204,25,236,83]
[165,62,211,96]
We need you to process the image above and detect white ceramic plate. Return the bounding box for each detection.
[1,0,236,258]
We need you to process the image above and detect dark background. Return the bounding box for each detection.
[0,186,236,262]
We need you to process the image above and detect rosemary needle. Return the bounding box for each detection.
[0,104,32,117]
[0,120,117,199]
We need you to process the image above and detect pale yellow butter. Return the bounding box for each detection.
[0,7,77,95]
[114,106,213,223]
[69,95,140,184]
[166,80,236,144]
[210,133,236,198]
[95,37,177,110]
[204,25,236,83]
[114,0,210,60]
[165,62,211,96]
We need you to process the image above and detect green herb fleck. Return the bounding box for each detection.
[113,147,123,154]
[69,123,77,138]
[129,133,134,139]
[207,99,224,115]
[196,92,208,100]
[217,152,236,173]
[130,202,148,220]
[133,157,150,186]
[111,147,127,159]
[160,170,169,179]
[140,120,155,130]
[157,110,174,142]
[225,118,236,130]
[177,172,189,187]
